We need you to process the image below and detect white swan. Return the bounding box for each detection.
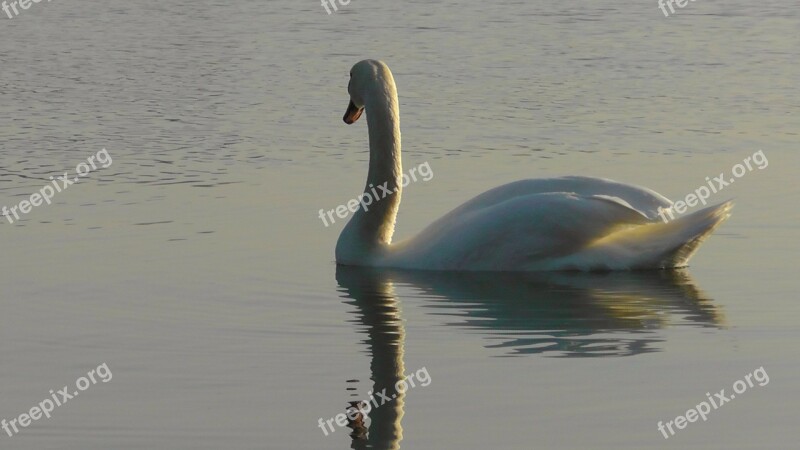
[336,59,732,271]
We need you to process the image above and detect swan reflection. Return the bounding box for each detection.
[335,266,723,448]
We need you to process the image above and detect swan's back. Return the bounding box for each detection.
[383,176,731,271]
[429,176,672,223]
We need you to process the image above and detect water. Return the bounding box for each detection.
[1,0,798,448]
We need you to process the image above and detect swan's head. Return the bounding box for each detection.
[343,59,395,124]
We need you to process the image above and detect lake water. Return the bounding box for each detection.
[1,0,798,448]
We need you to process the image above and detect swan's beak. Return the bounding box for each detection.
[343,100,364,124]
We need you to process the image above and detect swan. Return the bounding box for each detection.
[336,59,732,271]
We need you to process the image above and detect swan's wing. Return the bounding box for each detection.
[389,192,653,271]
[384,176,729,271]
[430,176,673,224]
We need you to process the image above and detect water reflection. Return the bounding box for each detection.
[337,266,406,450]
[335,266,723,448]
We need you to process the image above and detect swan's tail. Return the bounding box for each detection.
[586,201,733,270]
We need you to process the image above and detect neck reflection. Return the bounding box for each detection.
[337,266,405,450]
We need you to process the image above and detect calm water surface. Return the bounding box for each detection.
[1,0,798,448]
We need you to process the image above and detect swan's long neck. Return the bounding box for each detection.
[363,84,403,241]
[336,75,402,264]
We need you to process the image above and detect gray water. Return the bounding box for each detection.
[1,0,798,448]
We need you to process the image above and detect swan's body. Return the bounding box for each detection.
[336,60,731,271]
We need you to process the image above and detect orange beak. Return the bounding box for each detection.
[343,100,364,124]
